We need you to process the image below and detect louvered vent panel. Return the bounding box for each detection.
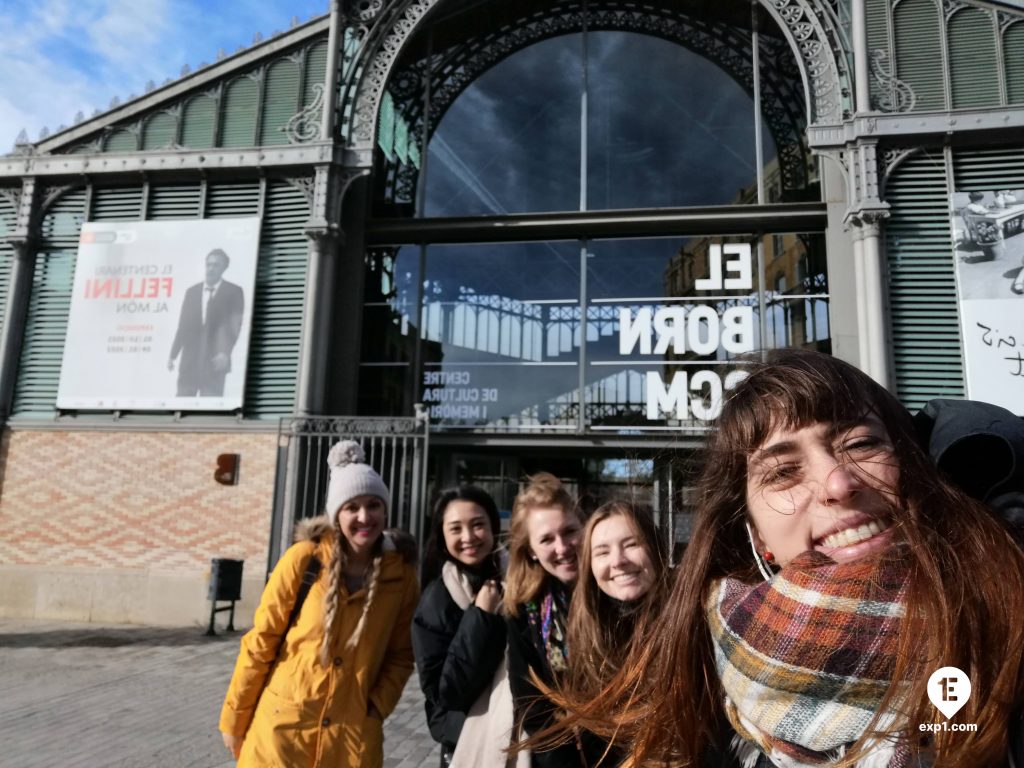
[0,194,17,345]
[147,183,202,220]
[206,182,261,218]
[952,147,1024,192]
[304,39,328,107]
[1006,22,1024,104]
[104,128,138,153]
[0,192,14,237]
[91,186,144,221]
[244,180,308,418]
[220,76,259,148]
[181,94,217,149]
[12,189,88,415]
[948,8,1000,108]
[894,0,945,111]
[866,0,892,110]
[885,150,964,409]
[141,112,177,150]
[259,59,301,146]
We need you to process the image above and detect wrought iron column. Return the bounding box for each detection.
[0,178,39,420]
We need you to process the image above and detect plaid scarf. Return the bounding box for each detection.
[706,551,912,767]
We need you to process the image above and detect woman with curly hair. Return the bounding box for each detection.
[219,440,419,768]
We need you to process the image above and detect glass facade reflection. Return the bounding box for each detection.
[372,1,816,217]
[359,233,829,432]
[361,0,828,435]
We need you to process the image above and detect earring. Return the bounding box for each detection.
[745,522,774,583]
[762,550,775,563]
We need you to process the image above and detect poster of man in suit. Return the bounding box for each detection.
[167,248,246,397]
[57,218,260,411]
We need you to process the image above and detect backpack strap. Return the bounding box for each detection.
[276,555,322,659]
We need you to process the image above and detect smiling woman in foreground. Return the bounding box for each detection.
[551,349,1024,767]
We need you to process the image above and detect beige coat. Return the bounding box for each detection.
[220,520,419,767]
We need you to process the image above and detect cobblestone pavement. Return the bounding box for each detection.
[0,619,437,768]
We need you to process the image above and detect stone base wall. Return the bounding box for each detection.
[0,428,277,626]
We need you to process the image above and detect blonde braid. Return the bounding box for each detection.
[320,519,346,666]
[345,551,383,651]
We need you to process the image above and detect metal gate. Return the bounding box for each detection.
[269,410,430,570]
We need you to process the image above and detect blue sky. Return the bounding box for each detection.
[0,0,331,152]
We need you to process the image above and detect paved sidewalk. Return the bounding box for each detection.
[0,618,437,768]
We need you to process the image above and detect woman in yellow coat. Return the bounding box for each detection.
[219,440,419,767]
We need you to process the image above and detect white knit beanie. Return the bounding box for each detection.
[325,440,390,525]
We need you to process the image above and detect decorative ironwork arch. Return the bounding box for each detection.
[374,2,815,207]
[340,0,852,171]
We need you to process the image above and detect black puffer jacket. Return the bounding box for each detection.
[411,575,507,751]
[507,580,586,768]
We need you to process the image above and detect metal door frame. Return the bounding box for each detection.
[269,408,429,572]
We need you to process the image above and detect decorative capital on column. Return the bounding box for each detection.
[845,206,890,236]
[304,221,342,250]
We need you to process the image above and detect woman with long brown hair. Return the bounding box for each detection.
[563,500,669,766]
[548,349,1024,767]
[504,471,585,768]
[565,500,667,707]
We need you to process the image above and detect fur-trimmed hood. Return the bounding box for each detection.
[293,515,418,565]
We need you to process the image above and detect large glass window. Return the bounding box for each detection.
[359,233,829,432]
[360,0,826,433]
[372,0,817,217]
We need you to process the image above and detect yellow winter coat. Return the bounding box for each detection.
[220,519,419,768]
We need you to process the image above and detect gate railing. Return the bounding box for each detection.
[269,408,429,571]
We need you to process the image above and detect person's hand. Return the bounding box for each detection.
[211,353,229,372]
[221,731,243,759]
[474,579,502,613]
[167,358,175,372]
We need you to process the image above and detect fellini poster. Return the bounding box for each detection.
[57,218,261,411]
[950,189,1024,415]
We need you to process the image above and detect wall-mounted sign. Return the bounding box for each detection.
[57,218,261,411]
[951,189,1024,415]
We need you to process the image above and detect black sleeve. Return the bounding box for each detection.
[506,612,582,768]
[438,605,507,712]
[412,581,506,748]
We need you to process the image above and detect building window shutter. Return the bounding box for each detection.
[885,150,964,410]
[260,59,302,146]
[894,0,946,110]
[244,180,308,418]
[948,9,1000,109]
[1006,22,1024,104]
[13,189,88,415]
[181,95,217,149]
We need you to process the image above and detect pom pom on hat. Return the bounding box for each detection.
[328,440,366,469]
[325,440,391,525]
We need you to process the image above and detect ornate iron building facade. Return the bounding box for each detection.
[0,0,1023,624]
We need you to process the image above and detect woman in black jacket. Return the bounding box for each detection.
[412,486,507,767]
[503,472,585,768]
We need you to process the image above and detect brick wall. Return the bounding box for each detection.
[0,428,278,624]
